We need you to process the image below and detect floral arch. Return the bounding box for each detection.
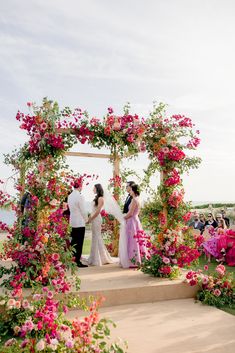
[1,97,201,289]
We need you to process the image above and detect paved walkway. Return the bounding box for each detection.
[96,299,235,353]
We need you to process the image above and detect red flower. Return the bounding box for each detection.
[168,146,185,161]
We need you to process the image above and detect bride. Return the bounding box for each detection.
[87,184,114,266]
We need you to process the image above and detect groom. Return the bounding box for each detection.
[123,181,135,214]
[68,181,88,268]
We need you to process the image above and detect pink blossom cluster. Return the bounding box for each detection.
[187,137,201,149]
[176,244,200,267]
[168,146,186,161]
[171,115,194,128]
[182,212,192,222]
[168,189,184,208]
[164,169,181,186]
[3,292,107,352]
[157,146,185,166]
[16,107,69,155]
[75,124,95,144]
[0,221,10,233]
[0,188,11,207]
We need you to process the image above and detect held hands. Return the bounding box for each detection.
[87,216,92,224]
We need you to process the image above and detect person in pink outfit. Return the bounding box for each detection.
[124,184,145,267]
[217,229,235,266]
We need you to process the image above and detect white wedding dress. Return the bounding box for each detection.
[88,205,114,266]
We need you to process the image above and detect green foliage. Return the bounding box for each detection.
[140,192,163,235]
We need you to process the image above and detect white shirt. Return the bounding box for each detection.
[68,190,87,227]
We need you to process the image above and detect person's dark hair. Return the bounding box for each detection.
[130,184,140,196]
[127,181,135,187]
[94,184,104,206]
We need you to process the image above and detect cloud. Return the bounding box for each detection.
[0,0,235,201]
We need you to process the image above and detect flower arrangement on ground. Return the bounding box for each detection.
[185,264,235,309]
[135,227,203,279]
[0,289,127,352]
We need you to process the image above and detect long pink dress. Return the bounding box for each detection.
[217,232,235,266]
[126,201,144,266]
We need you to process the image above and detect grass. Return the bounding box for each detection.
[82,238,91,255]
[192,255,235,274]
[0,241,3,253]
[191,255,235,316]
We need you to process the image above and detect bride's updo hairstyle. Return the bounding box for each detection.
[131,184,140,196]
[94,183,104,206]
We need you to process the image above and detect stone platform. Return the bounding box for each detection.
[0,261,197,307]
[73,263,198,307]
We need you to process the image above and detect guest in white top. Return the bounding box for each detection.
[68,181,88,268]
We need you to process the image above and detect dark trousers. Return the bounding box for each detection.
[71,227,85,264]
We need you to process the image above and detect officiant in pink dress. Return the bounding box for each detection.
[124,184,145,266]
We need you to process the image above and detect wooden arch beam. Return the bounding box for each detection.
[65,151,111,159]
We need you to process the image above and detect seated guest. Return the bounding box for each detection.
[199,213,206,226]
[221,209,230,228]
[205,213,218,229]
[217,229,235,266]
[216,215,227,230]
[189,212,205,234]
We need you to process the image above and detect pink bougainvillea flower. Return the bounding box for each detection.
[213,289,221,297]
[40,122,48,130]
[51,253,60,261]
[215,264,226,276]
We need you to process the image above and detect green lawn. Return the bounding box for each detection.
[191,255,235,274]
[190,256,235,316]
[82,238,91,255]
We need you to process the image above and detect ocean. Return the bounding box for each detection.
[0,201,233,226]
[0,210,15,226]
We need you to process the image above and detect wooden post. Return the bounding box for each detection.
[160,170,168,227]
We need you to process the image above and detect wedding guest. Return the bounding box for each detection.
[123,181,135,214]
[189,213,205,233]
[20,191,31,214]
[205,213,218,229]
[20,191,32,227]
[217,230,235,266]
[216,217,227,230]
[221,209,230,228]
[68,181,88,268]
[124,184,145,266]
[199,213,206,226]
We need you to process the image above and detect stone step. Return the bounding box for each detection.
[73,263,198,307]
[0,261,198,308]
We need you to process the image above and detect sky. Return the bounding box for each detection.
[0,0,235,203]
